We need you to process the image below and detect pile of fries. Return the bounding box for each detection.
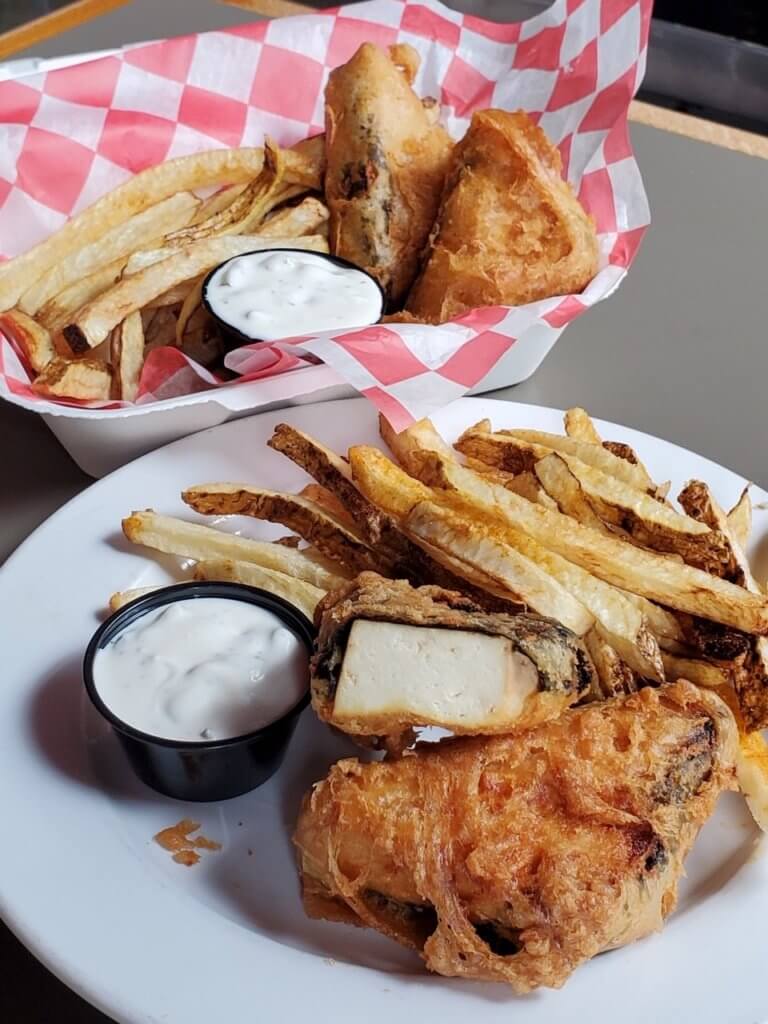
[0,137,327,402]
[116,406,768,833]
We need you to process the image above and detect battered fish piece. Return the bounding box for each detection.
[325,43,454,308]
[311,573,594,750]
[406,109,599,323]
[295,683,737,991]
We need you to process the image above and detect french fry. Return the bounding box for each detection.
[62,234,328,352]
[146,277,202,310]
[122,510,349,590]
[164,139,285,245]
[19,192,200,316]
[258,196,329,238]
[175,278,204,347]
[37,258,127,332]
[298,483,354,526]
[190,183,248,224]
[533,452,611,532]
[679,479,768,731]
[194,558,325,620]
[550,454,729,573]
[404,501,594,636]
[727,486,752,552]
[182,485,382,574]
[0,308,55,372]
[737,730,768,833]
[32,356,111,401]
[564,407,602,444]
[457,425,655,493]
[378,414,454,473]
[111,311,145,402]
[109,586,162,612]
[584,628,637,698]
[463,458,558,510]
[0,136,325,312]
[389,448,768,633]
[661,653,734,690]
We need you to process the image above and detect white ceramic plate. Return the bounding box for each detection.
[1,397,767,1024]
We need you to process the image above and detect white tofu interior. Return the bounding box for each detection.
[333,620,539,728]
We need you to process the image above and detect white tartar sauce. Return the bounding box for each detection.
[205,249,383,340]
[93,598,308,742]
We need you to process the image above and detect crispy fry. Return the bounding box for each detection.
[182,485,381,575]
[0,308,55,372]
[194,558,325,620]
[456,426,655,493]
[662,653,734,690]
[564,407,602,444]
[550,455,728,573]
[396,449,768,633]
[298,483,354,526]
[146,277,202,310]
[257,196,329,238]
[737,730,768,833]
[727,486,752,552]
[62,234,328,352]
[19,192,200,316]
[0,137,325,312]
[37,258,127,333]
[533,452,610,532]
[110,311,144,402]
[109,586,163,612]
[679,479,768,730]
[191,182,248,224]
[584,628,637,698]
[122,511,349,590]
[404,501,594,635]
[32,356,111,401]
[464,459,558,510]
[175,277,204,347]
[378,414,453,473]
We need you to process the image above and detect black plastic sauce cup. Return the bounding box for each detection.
[83,582,314,802]
[201,247,386,349]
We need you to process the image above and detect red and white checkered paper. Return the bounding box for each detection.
[0,0,651,430]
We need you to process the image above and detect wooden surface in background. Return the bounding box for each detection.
[0,0,766,159]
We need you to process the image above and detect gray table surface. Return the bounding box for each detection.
[2,1,768,1021]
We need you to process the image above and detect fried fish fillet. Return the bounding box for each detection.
[406,109,599,323]
[325,43,454,308]
[295,682,736,991]
[311,573,594,748]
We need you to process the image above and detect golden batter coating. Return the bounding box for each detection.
[294,682,737,991]
[406,109,599,323]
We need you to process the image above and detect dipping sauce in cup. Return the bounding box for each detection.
[83,582,314,801]
[202,248,384,345]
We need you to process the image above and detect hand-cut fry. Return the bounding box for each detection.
[533,452,611,532]
[617,590,685,645]
[0,136,325,312]
[62,234,328,352]
[464,458,558,510]
[404,501,594,635]
[111,311,144,401]
[0,308,55,372]
[191,183,248,224]
[564,407,602,444]
[736,730,768,833]
[584,628,637,698]
[679,478,768,731]
[298,483,354,526]
[182,485,381,575]
[258,197,329,238]
[473,512,664,680]
[32,356,111,401]
[662,653,734,690]
[378,414,454,473]
[146,277,202,310]
[19,192,200,316]
[109,586,163,612]
[122,510,349,590]
[727,486,752,552]
[349,445,432,519]
[268,424,524,611]
[550,454,728,573]
[175,278,204,347]
[37,258,127,332]
[165,139,285,245]
[394,449,768,633]
[194,558,325,620]
[457,425,655,493]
